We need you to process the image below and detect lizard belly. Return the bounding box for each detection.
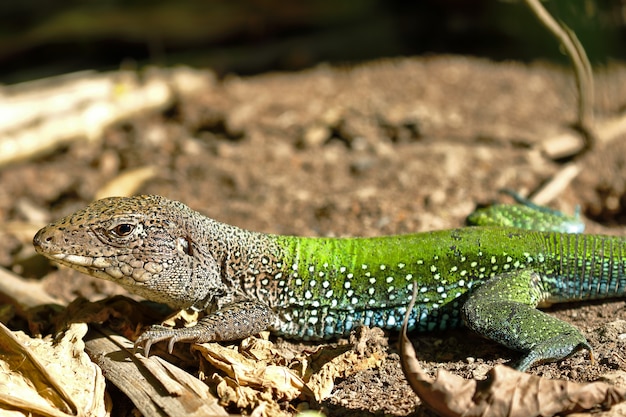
[272,294,470,340]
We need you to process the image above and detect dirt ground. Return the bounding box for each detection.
[3,55,626,416]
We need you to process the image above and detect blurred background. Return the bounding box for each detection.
[0,0,623,84]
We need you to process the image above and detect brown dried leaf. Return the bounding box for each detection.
[212,374,291,417]
[305,327,387,401]
[399,286,626,417]
[195,330,386,414]
[0,322,108,417]
[197,341,301,417]
[239,333,276,361]
[194,341,306,401]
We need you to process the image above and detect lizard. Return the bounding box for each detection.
[32,194,626,371]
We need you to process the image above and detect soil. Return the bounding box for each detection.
[3,55,626,416]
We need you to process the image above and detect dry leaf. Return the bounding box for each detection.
[239,334,276,361]
[0,322,108,417]
[194,341,306,402]
[195,329,386,414]
[304,327,387,400]
[399,285,626,417]
[212,373,291,417]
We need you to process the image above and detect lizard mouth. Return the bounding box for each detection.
[47,252,136,285]
[49,253,114,269]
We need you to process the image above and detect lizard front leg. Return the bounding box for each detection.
[461,270,592,371]
[135,299,276,355]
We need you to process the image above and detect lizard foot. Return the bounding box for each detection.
[513,331,593,371]
[463,270,594,370]
[134,325,204,356]
[134,300,276,356]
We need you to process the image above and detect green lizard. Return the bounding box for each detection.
[32,195,625,371]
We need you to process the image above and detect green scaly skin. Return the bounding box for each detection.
[466,190,585,233]
[33,195,626,370]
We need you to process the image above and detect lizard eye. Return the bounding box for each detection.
[110,223,135,237]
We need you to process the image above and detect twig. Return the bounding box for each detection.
[523,0,595,149]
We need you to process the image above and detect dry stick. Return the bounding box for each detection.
[0,266,61,310]
[84,326,229,417]
[398,284,441,414]
[531,163,581,206]
[523,0,596,205]
[523,0,594,139]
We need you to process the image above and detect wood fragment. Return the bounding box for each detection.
[0,265,61,310]
[0,67,214,167]
[533,111,626,204]
[84,327,228,417]
[0,221,44,246]
[540,112,626,161]
[95,165,158,199]
[540,133,586,160]
[530,162,581,206]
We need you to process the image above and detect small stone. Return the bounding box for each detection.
[350,157,375,174]
[302,125,330,148]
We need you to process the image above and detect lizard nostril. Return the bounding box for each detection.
[33,229,53,247]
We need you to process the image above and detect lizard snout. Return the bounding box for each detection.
[33,226,59,254]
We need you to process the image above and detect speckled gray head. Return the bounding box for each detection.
[33,195,224,310]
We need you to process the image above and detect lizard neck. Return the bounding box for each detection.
[185,212,291,307]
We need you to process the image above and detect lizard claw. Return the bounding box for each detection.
[134,325,183,356]
[133,301,274,356]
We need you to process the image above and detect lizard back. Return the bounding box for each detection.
[245,228,626,340]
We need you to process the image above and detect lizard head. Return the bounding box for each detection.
[33,195,220,309]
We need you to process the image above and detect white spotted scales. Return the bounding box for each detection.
[33,195,626,370]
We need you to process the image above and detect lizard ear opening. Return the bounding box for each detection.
[177,236,194,256]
